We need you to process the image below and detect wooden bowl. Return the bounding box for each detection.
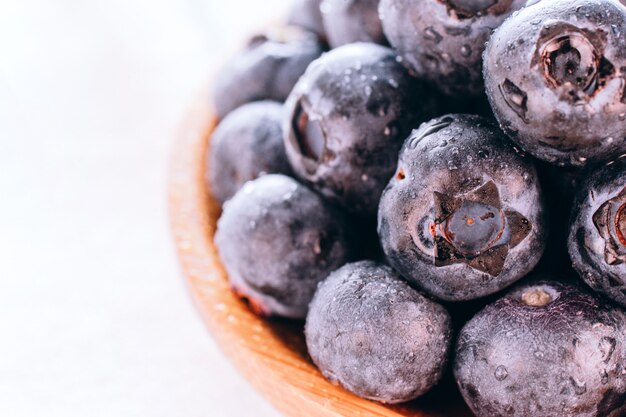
[168,97,475,417]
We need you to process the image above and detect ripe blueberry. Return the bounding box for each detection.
[207,101,292,204]
[284,42,439,217]
[215,174,353,319]
[379,0,525,97]
[568,156,626,308]
[378,114,547,301]
[455,279,626,417]
[213,27,324,119]
[483,0,626,167]
[305,261,452,403]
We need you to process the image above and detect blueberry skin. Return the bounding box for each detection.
[320,0,386,47]
[284,43,439,217]
[455,280,626,417]
[207,101,292,204]
[380,0,525,97]
[568,156,626,308]
[378,114,547,301]
[305,260,452,403]
[215,174,353,319]
[287,0,326,41]
[213,28,324,119]
[484,0,626,167]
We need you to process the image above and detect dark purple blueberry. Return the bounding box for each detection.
[284,43,439,217]
[207,101,292,204]
[379,0,525,97]
[455,279,626,417]
[378,114,547,301]
[320,0,386,47]
[484,0,626,167]
[305,261,452,403]
[213,27,324,119]
[568,156,626,308]
[287,0,326,41]
[215,174,353,319]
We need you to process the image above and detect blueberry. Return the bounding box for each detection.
[568,156,626,308]
[287,0,326,41]
[215,174,353,319]
[454,279,626,417]
[284,43,439,217]
[213,27,324,119]
[320,0,386,47]
[483,0,626,167]
[207,101,292,204]
[379,0,525,97]
[378,114,547,301]
[305,260,452,403]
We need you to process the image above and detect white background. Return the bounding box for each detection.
[0,1,293,416]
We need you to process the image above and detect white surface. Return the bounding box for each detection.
[0,1,292,416]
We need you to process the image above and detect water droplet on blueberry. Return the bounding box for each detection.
[494,365,509,381]
[460,44,472,57]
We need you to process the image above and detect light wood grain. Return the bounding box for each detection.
[168,97,475,417]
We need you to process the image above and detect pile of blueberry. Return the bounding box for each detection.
[207,0,626,416]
